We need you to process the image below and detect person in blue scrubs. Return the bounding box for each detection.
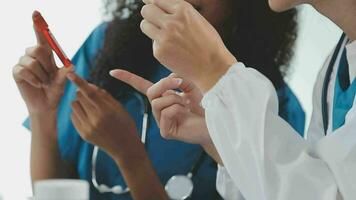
[16,1,304,200]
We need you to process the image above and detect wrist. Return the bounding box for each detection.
[107,129,148,166]
[30,111,58,143]
[196,49,237,93]
[112,145,149,170]
[29,109,57,119]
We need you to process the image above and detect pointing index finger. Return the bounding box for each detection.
[110,69,153,95]
[66,73,93,94]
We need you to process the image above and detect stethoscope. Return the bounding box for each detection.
[321,33,347,134]
[91,92,207,199]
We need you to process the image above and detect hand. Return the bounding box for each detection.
[68,73,170,200]
[111,70,223,163]
[140,0,237,92]
[13,12,73,116]
[66,73,144,160]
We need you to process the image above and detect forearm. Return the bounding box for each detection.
[201,64,346,199]
[30,112,75,184]
[196,118,223,165]
[202,141,223,165]
[112,145,169,200]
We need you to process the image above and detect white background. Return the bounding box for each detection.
[0,1,341,199]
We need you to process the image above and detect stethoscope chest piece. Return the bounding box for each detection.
[165,175,194,200]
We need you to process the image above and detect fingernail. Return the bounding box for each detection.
[67,65,75,72]
[186,100,191,104]
[173,78,183,85]
[110,70,123,78]
[66,73,75,81]
[109,70,115,77]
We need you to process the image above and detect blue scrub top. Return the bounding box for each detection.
[277,84,305,135]
[24,23,305,200]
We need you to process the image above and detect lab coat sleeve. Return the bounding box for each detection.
[216,165,245,200]
[202,62,356,200]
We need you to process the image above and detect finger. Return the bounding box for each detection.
[32,11,50,46]
[13,65,42,88]
[146,77,183,101]
[71,111,85,134]
[151,93,186,125]
[71,100,88,123]
[76,90,97,114]
[67,73,105,106]
[26,45,57,74]
[162,90,189,103]
[77,90,98,116]
[52,65,73,85]
[18,55,49,84]
[152,0,180,14]
[141,4,168,28]
[110,69,153,95]
[67,72,95,95]
[168,73,196,93]
[162,90,178,96]
[160,104,187,139]
[140,19,160,41]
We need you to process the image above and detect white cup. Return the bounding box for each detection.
[34,179,89,200]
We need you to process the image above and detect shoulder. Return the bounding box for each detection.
[71,22,109,77]
[83,22,108,51]
[72,22,108,65]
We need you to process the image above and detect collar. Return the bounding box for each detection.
[346,40,356,83]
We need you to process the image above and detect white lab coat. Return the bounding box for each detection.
[201,38,356,200]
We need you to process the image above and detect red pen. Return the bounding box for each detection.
[33,11,72,68]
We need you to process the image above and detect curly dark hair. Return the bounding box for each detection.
[90,0,298,100]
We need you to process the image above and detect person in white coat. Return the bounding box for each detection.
[109,0,356,199]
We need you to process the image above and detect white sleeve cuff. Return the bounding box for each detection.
[202,62,245,109]
[216,165,245,200]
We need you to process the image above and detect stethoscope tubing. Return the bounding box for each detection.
[91,92,207,197]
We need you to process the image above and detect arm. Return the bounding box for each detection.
[135,1,356,198]
[110,70,223,164]
[13,12,75,186]
[112,143,169,200]
[30,113,76,182]
[67,73,169,200]
[202,63,356,200]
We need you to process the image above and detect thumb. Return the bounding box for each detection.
[56,65,75,85]
[110,69,153,95]
[32,11,50,46]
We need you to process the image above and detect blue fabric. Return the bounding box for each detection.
[277,84,305,136]
[332,48,356,131]
[23,23,305,199]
